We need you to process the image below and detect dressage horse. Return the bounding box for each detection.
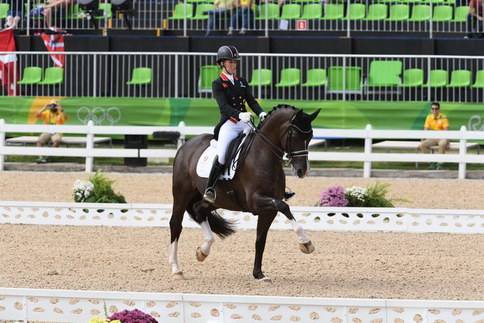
[169,104,320,282]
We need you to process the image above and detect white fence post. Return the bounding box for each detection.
[177,121,186,149]
[363,124,372,178]
[85,120,94,173]
[458,125,467,180]
[0,119,5,171]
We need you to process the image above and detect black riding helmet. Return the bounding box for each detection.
[216,45,241,65]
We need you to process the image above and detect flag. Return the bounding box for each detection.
[41,33,66,68]
[0,29,19,96]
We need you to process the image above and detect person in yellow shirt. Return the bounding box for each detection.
[228,0,255,35]
[205,0,235,36]
[35,99,69,163]
[418,102,450,170]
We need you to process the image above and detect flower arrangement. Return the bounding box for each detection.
[319,185,348,207]
[90,309,158,323]
[318,182,404,207]
[73,171,127,204]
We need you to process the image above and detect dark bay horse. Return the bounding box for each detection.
[169,104,320,282]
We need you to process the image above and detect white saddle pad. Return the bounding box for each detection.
[196,136,247,180]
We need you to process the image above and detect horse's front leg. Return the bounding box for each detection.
[254,212,277,282]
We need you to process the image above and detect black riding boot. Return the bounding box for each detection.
[283,191,296,201]
[203,158,225,204]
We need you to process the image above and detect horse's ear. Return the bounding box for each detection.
[309,109,321,122]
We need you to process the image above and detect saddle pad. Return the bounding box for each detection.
[196,138,245,180]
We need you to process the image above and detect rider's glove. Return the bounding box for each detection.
[259,112,267,121]
[239,112,252,123]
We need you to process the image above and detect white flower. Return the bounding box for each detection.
[73,180,94,202]
[345,186,368,202]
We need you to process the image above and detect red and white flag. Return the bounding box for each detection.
[0,29,19,96]
[41,33,66,68]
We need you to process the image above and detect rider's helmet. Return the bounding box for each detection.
[216,45,241,65]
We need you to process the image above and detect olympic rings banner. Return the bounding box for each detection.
[1,97,484,132]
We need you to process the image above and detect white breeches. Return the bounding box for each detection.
[217,119,249,164]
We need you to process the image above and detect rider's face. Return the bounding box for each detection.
[222,60,238,75]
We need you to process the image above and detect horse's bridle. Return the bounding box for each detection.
[250,113,312,164]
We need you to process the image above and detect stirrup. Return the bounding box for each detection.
[203,188,216,204]
[283,191,295,201]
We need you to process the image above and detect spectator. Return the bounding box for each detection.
[5,0,27,29]
[228,0,254,35]
[43,0,74,28]
[465,0,484,38]
[35,99,69,164]
[418,102,450,170]
[204,0,235,36]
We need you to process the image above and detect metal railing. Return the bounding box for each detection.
[3,51,484,102]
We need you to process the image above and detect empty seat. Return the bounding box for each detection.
[387,4,410,21]
[0,3,9,19]
[432,5,453,22]
[199,65,220,91]
[256,3,279,20]
[472,70,484,88]
[126,67,152,85]
[408,5,431,21]
[249,69,272,86]
[400,68,424,87]
[301,4,322,19]
[366,60,403,87]
[67,4,86,19]
[424,69,448,87]
[453,6,468,22]
[321,4,344,20]
[280,4,301,19]
[365,4,388,20]
[346,3,366,20]
[96,3,112,19]
[327,66,362,91]
[302,68,326,87]
[191,3,214,20]
[17,67,43,85]
[447,70,471,87]
[169,3,194,19]
[275,68,301,87]
[38,67,64,85]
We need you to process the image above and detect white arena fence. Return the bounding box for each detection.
[5,51,484,103]
[1,287,484,323]
[2,0,477,37]
[2,201,484,234]
[1,120,484,178]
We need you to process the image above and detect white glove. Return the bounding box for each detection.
[259,112,267,121]
[239,112,252,123]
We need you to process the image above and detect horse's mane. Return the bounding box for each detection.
[257,104,298,130]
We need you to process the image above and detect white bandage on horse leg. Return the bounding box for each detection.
[168,239,182,274]
[200,220,215,255]
[290,219,310,244]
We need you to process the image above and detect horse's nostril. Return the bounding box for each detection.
[297,169,305,178]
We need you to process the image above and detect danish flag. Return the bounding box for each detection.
[0,29,19,96]
[41,33,66,68]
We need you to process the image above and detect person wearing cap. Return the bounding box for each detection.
[35,99,69,164]
[202,45,267,204]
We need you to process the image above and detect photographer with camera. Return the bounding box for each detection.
[35,99,69,164]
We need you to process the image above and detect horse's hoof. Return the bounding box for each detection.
[258,276,273,284]
[172,271,185,280]
[196,247,208,262]
[299,240,315,254]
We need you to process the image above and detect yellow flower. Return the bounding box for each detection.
[89,317,108,323]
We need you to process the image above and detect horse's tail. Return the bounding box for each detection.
[188,204,236,239]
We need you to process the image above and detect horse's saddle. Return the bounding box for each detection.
[196,128,254,180]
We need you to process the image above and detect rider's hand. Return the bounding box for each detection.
[239,112,252,123]
[259,112,267,121]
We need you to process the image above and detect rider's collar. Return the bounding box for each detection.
[221,71,237,84]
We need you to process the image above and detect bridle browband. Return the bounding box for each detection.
[249,112,312,164]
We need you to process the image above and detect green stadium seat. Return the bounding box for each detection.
[17,67,43,85]
[249,69,272,86]
[0,3,9,19]
[346,3,366,20]
[96,3,112,19]
[301,4,322,19]
[424,69,448,87]
[365,4,388,21]
[126,67,152,85]
[199,65,219,92]
[453,6,468,22]
[422,0,445,4]
[447,70,471,87]
[399,69,424,87]
[38,67,64,85]
[432,5,453,22]
[321,4,344,20]
[291,0,320,3]
[275,68,301,87]
[67,4,85,19]
[327,66,362,92]
[366,61,403,87]
[472,70,484,88]
[186,0,214,2]
[169,3,194,20]
[387,4,410,21]
[256,3,279,20]
[191,3,214,20]
[280,4,301,20]
[408,5,431,21]
[302,68,326,87]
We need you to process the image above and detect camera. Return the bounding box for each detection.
[49,104,58,112]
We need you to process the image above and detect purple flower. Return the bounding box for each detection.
[108,309,158,323]
[319,185,348,207]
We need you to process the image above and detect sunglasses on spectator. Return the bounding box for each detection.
[431,108,440,110]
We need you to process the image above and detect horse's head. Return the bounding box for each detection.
[281,107,320,178]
